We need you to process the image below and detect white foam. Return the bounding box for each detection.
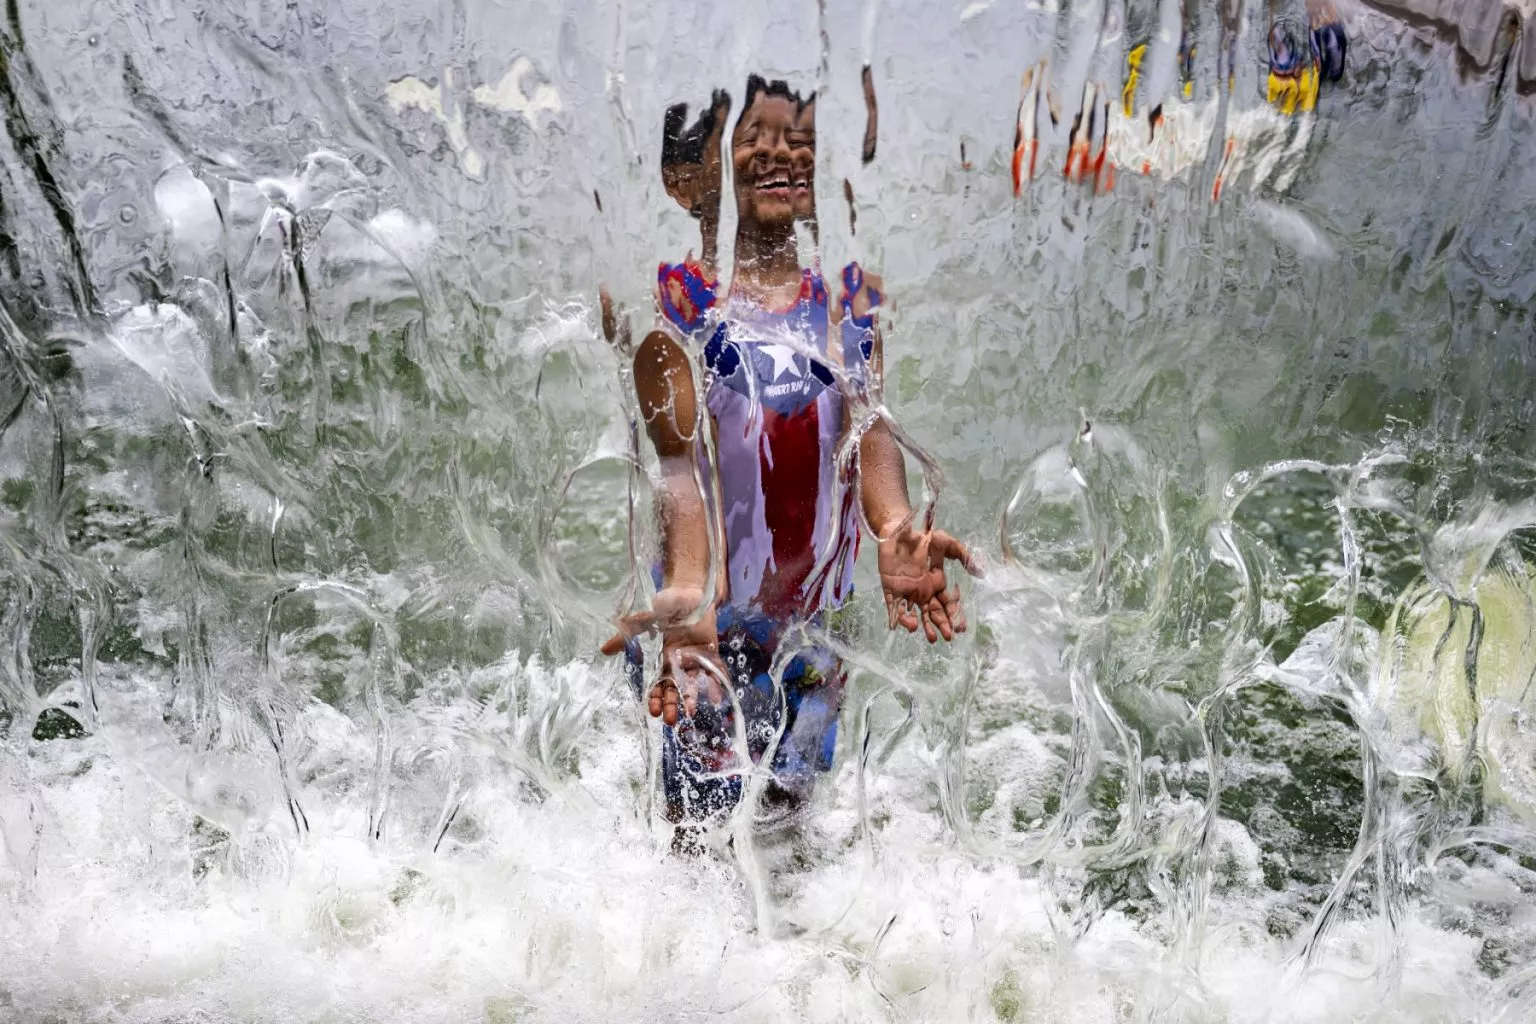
[0,655,1517,1023]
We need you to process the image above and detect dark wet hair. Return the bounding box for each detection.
[661,89,731,170]
[735,74,815,136]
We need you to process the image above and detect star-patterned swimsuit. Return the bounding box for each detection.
[642,258,880,820]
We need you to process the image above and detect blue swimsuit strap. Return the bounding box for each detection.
[840,263,882,329]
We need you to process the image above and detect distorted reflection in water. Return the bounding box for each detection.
[0,0,1534,1021]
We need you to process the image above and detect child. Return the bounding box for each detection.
[601,75,978,838]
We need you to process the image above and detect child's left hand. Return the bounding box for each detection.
[877,525,982,643]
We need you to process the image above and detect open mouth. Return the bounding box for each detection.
[754,169,811,200]
[755,174,792,199]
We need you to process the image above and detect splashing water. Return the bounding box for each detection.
[1,0,1535,1021]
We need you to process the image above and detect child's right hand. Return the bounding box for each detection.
[599,586,723,726]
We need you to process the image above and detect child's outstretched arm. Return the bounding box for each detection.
[845,273,981,643]
[599,330,722,725]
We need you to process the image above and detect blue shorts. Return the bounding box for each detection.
[625,605,845,822]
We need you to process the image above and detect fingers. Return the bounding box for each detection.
[598,609,658,657]
[649,647,725,725]
[884,589,921,633]
[669,651,706,720]
[601,586,710,660]
[944,584,967,635]
[924,593,954,643]
[648,678,681,724]
[884,579,969,643]
[926,583,969,642]
[648,668,700,726]
[932,530,983,578]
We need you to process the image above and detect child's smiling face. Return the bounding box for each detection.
[732,91,814,234]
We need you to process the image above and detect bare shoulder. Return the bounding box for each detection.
[633,329,699,455]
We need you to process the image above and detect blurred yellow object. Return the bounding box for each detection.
[1123,43,1146,117]
[1267,65,1319,115]
[1372,566,1536,824]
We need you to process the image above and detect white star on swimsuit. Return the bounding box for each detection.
[759,343,802,381]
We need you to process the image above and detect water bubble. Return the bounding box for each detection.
[118,204,137,225]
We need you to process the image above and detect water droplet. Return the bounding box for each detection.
[118,205,137,225]
[941,916,956,935]
[87,35,99,47]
